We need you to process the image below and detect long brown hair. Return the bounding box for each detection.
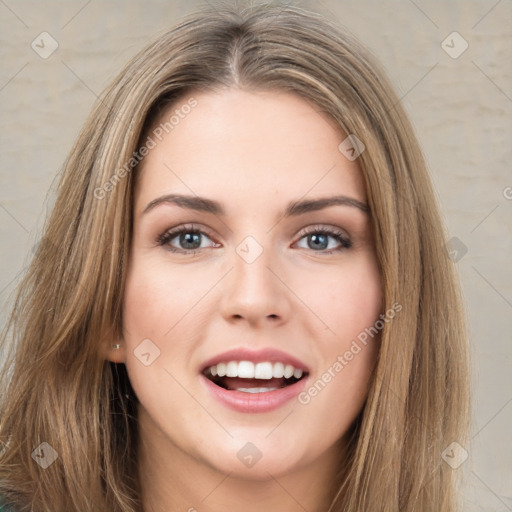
[0,2,470,510]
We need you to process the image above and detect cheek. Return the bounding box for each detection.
[122,256,203,340]
[299,255,382,417]
[319,255,383,344]
[121,253,217,384]
[121,261,208,434]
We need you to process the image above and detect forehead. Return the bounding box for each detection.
[134,89,366,214]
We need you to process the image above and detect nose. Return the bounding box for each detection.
[219,238,292,328]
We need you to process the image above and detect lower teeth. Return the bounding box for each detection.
[235,387,279,393]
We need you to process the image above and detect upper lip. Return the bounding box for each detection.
[200,347,310,374]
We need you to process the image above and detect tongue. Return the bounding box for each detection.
[221,377,287,390]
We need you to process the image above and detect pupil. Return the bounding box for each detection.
[310,233,327,250]
[181,232,200,249]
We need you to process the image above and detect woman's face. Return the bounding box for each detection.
[119,88,382,479]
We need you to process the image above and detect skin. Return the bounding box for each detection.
[106,88,383,512]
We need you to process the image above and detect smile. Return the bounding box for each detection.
[199,348,310,413]
[204,361,306,392]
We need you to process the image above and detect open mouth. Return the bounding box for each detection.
[202,361,309,393]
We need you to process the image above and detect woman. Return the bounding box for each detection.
[0,2,470,511]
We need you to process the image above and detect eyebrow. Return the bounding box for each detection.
[142,193,369,217]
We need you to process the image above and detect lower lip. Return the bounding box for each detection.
[200,374,308,413]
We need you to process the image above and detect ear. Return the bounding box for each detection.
[98,328,127,363]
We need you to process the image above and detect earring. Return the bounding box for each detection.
[112,343,121,350]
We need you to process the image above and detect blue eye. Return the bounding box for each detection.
[157,224,352,254]
[157,224,216,254]
[295,226,352,253]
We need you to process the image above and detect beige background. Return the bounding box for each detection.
[0,0,511,509]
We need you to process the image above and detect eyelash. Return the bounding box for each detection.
[157,223,353,255]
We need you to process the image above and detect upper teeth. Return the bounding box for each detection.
[208,361,303,380]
